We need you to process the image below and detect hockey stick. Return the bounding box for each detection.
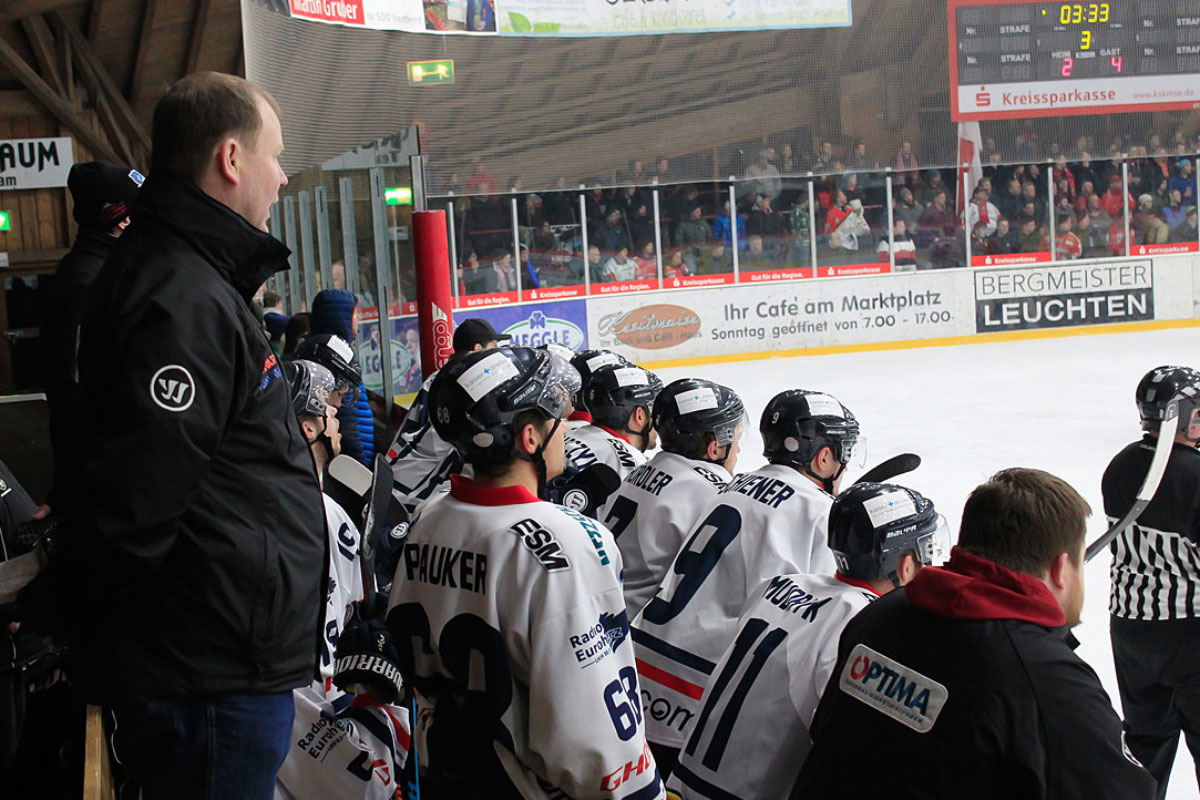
[853,453,921,487]
[1085,399,1179,563]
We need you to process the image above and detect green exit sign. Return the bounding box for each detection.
[407,59,454,85]
[385,186,413,206]
[0,211,10,231]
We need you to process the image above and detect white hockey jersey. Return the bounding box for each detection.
[386,374,462,509]
[277,495,412,800]
[599,452,731,618]
[665,573,877,800]
[276,687,411,800]
[566,424,648,479]
[631,463,837,748]
[386,474,665,800]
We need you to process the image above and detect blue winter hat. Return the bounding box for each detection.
[310,289,358,342]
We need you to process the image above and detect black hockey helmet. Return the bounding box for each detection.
[828,482,947,585]
[586,364,664,431]
[429,347,573,467]
[538,343,582,403]
[1137,365,1200,438]
[295,333,362,396]
[654,378,746,460]
[761,389,861,467]
[569,349,631,411]
[284,359,335,420]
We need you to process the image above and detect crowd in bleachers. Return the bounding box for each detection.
[434,129,1200,291]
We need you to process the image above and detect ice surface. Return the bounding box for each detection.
[656,325,1200,799]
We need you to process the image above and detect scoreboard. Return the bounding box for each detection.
[948,0,1200,120]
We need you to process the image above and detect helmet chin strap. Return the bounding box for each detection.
[804,460,847,495]
[624,410,653,452]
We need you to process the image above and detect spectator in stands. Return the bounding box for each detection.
[310,289,373,466]
[790,192,812,245]
[1086,193,1112,230]
[1133,194,1169,244]
[492,248,518,292]
[1021,181,1046,222]
[542,176,576,226]
[997,178,1023,221]
[620,159,648,185]
[586,244,604,283]
[1151,178,1171,213]
[779,144,798,175]
[825,190,851,235]
[1170,158,1197,204]
[1055,216,1082,259]
[713,200,745,250]
[1074,180,1096,214]
[1100,175,1133,220]
[533,219,557,252]
[744,150,782,201]
[878,218,916,270]
[603,245,636,282]
[261,291,288,356]
[1076,213,1107,258]
[1169,206,1198,244]
[1054,192,1073,224]
[1052,155,1076,199]
[894,187,923,233]
[830,199,870,251]
[970,221,990,255]
[628,201,655,250]
[986,217,1018,255]
[919,189,957,236]
[740,234,775,271]
[517,243,540,289]
[895,140,918,175]
[748,194,786,241]
[663,248,691,281]
[700,242,732,275]
[461,249,496,295]
[466,157,497,196]
[634,240,657,280]
[595,208,628,254]
[282,312,311,358]
[1163,189,1188,229]
[653,156,672,183]
[1017,216,1047,253]
[66,73,325,798]
[676,204,712,250]
[43,161,142,515]
[813,139,836,172]
[1071,152,1098,193]
[916,170,946,207]
[848,139,872,171]
[967,185,1000,236]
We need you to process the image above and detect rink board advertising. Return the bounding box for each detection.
[973,260,1154,333]
[948,0,1200,120]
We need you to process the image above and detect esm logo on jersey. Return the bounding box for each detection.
[150,365,195,412]
[838,644,948,733]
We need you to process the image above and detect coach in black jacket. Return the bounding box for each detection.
[66,73,326,799]
[792,468,1155,799]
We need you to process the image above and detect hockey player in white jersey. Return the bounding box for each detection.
[276,360,411,800]
[601,379,745,617]
[567,349,631,431]
[385,318,510,508]
[386,347,665,800]
[566,363,663,479]
[666,482,947,800]
[631,389,862,775]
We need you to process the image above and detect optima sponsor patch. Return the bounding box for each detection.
[839,644,948,733]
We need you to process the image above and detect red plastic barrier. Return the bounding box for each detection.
[412,210,455,376]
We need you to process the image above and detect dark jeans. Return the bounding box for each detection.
[110,692,293,800]
[1111,615,1200,800]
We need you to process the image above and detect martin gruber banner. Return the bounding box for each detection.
[274,0,851,36]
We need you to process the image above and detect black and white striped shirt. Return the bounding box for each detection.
[1103,437,1200,621]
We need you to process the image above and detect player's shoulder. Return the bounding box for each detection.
[649,451,731,490]
[498,500,620,574]
[746,572,874,622]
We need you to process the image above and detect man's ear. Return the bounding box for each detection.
[705,438,724,462]
[631,406,649,429]
[516,421,541,458]
[300,417,318,444]
[810,445,835,476]
[1047,551,1071,592]
[217,137,241,185]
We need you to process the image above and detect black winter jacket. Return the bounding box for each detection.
[792,548,1155,799]
[65,173,327,704]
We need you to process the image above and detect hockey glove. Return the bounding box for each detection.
[550,463,621,518]
[333,602,405,704]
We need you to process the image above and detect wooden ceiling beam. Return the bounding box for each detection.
[0,0,80,23]
[127,0,161,107]
[0,33,119,161]
[184,0,211,74]
[49,11,151,153]
[85,0,105,44]
[20,14,65,96]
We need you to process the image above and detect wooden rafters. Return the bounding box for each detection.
[85,0,106,45]
[127,0,161,107]
[20,14,65,97]
[0,33,119,161]
[0,0,79,23]
[185,0,211,74]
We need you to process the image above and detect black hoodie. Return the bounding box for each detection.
[66,173,328,703]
